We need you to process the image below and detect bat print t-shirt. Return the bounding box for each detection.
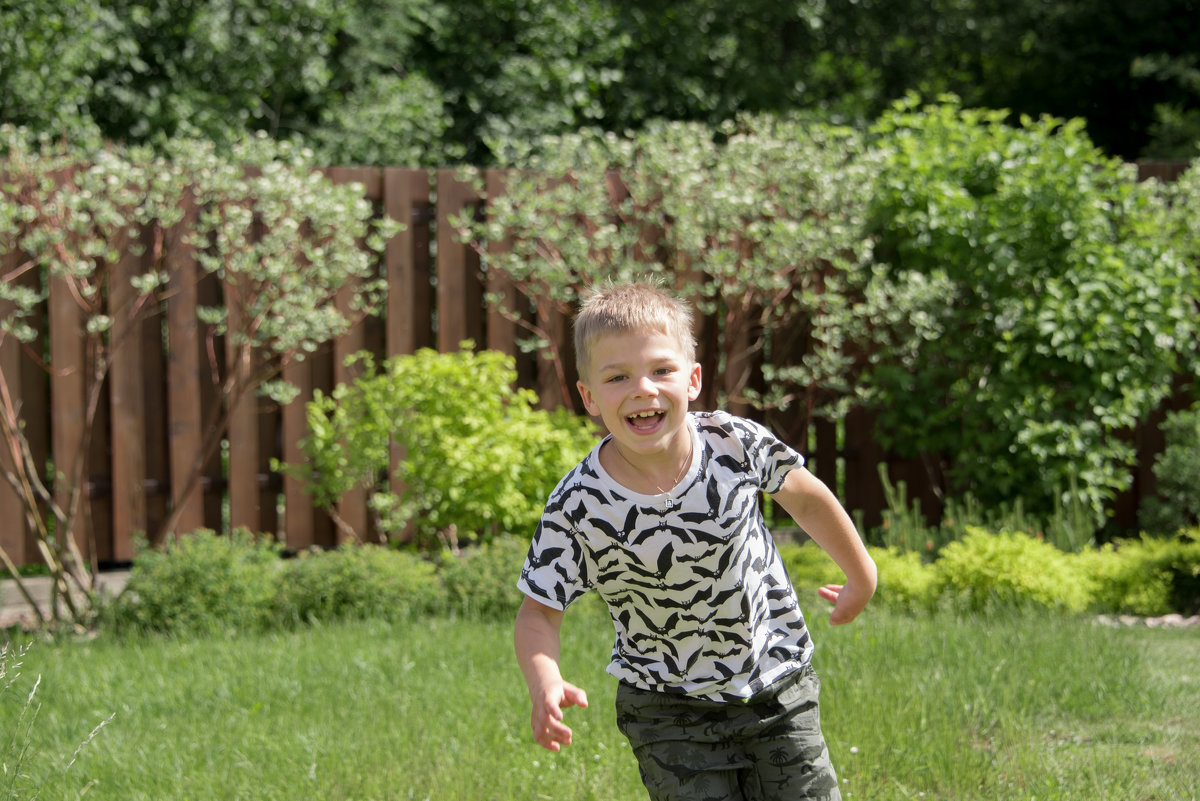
[517,410,814,702]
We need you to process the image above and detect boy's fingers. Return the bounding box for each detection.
[818,584,842,603]
[533,713,574,751]
[562,683,589,709]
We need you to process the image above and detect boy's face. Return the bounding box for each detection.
[576,329,701,457]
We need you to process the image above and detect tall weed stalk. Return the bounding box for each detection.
[1,641,112,800]
[874,464,1096,556]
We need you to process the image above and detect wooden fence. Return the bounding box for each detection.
[0,163,1194,568]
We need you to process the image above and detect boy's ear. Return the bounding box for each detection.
[687,362,702,401]
[577,380,600,416]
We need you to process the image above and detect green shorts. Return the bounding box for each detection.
[615,666,842,801]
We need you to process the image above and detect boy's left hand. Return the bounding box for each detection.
[818,582,871,625]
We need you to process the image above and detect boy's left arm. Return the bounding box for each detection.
[772,467,877,625]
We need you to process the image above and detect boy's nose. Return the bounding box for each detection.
[632,374,658,396]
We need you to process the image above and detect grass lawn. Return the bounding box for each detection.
[2,600,1197,801]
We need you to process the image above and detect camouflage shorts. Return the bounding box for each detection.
[615,666,842,801]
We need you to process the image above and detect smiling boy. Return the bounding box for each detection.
[515,280,876,801]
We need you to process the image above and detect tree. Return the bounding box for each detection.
[0,0,117,143]
[84,0,347,146]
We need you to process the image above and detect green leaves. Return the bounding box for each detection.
[283,345,598,543]
[865,97,1199,525]
[464,117,897,425]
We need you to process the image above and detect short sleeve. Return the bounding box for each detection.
[516,502,592,611]
[736,416,804,495]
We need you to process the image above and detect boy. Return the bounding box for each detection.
[515,281,876,801]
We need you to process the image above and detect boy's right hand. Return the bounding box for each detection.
[818,580,874,625]
[530,680,589,752]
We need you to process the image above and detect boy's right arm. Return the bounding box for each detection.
[514,595,589,752]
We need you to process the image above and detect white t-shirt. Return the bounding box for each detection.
[517,410,814,702]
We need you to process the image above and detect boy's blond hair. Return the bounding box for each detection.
[574,280,697,378]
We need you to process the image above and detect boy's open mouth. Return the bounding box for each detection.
[626,410,665,432]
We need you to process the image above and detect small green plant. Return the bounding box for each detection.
[281,344,597,545]
[107,529,282,637]
[1139,401,1200,535]
[273,545,445,625]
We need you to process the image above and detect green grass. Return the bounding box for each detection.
[2,603,1197,801]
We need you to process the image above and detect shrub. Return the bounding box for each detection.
[282,345,597,545]
[1139,402,1200,535]
[439,536,531,620]
[873,465,1097,556]
[866,97,1198,528]
[273,545,445,626]
[869,547,940,613]
[779,542,847,593]
[1081,530,1200,616]
[1074,543,1174,617]
[107,529,281,637]
[932,527,1093,614]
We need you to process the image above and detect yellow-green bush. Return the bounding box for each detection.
[778,542,846,592]
[932,528,1094,613]
[869,547,940,612]
[1079,531,1200,616]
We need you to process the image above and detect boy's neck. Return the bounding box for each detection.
[603,429,693,495]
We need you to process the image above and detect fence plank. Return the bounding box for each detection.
[108,242,148,561]
[281,356,316,550]
[195,272,225,529]
[484,170,518,358]
[380,169,432,544]
[812,418,839,497]
[0,251,33,563]
[223,278,260,533]
[47,272,90,560]
[385,168,433,357]
[329,167,380,543]
[164,199,206,537]
[535,302,573,411]
[0,336,26,562]
[842,406,886,530]
[435,169,484,352]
